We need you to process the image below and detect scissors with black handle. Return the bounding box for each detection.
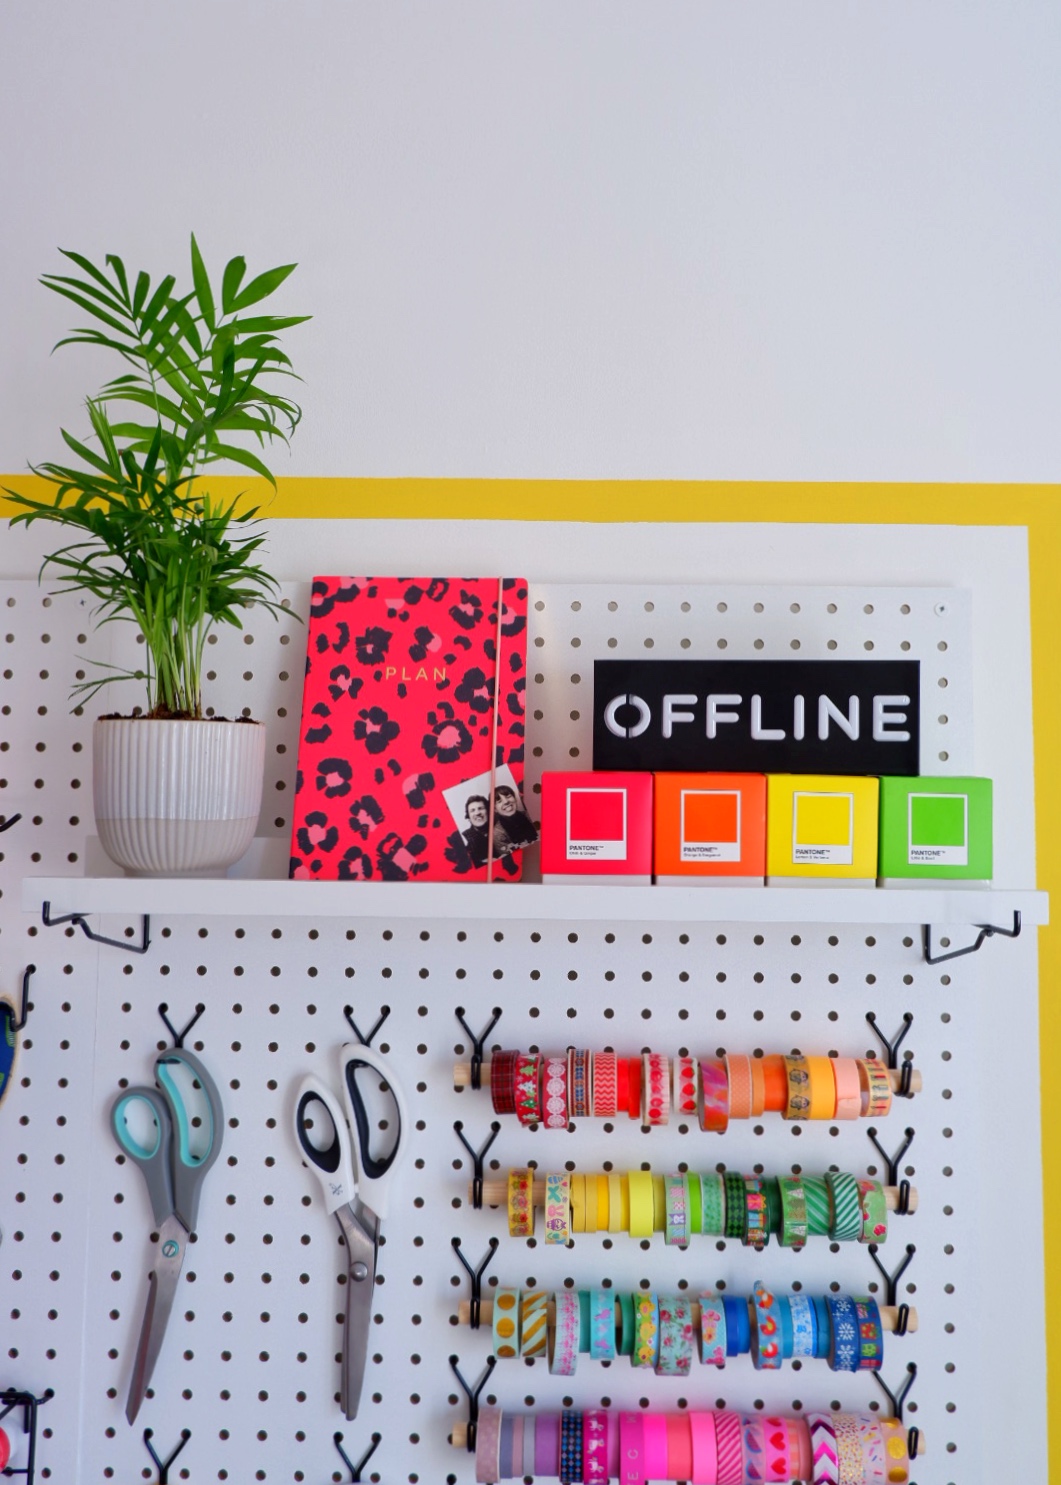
[111,1047,224,1424]
[294,1041,408,1419]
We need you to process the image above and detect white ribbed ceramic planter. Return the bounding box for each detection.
[93,717,266,876]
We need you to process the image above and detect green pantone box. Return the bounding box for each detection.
[877,776,992,884]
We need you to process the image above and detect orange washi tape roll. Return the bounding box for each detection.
[805,1056,838,1120]
[761,1054,789,1113]
[726,1054,753,1120]
[750,1056,766,1117]
[832,1057,863,1120]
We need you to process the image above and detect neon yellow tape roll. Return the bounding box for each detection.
[628,1170,655,1238]
[608,1172,625,1233]
[570,1174,586,1233]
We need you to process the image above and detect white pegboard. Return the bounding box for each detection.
[0,570,1046,1485]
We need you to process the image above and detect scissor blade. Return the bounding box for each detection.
[336,1203,379,1420]
[125,1214,188,1424]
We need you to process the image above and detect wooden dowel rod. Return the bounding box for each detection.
[450,1422,926,1454]
[469,1176,919,1214]
[453,1060,922,1096]
[456,1297,918,1333]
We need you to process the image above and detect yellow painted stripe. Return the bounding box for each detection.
[5,471,1061,1437]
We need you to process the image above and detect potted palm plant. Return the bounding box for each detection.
[7,235,308,875]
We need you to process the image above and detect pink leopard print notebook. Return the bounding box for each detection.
[289,576,530,881]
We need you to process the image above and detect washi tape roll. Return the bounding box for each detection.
[491,1285,521,1358]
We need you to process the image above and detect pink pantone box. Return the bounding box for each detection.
[540,771,653,883]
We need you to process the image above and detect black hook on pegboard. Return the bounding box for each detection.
[867,1125,915,1213]
[865,1011,917,1096]
[344,1005,390,1048]
[158,1002,205,1050]
[0,812,22,833]
[454,1120,501,1209]
[452,1235,499,1329]
[7,965,35,1035]
[0,1386,51,1484]
[868,1242,916,1333]
[448,1353,496,1454]
[872,1361,919,1465]
[41,901,151,955]
[454,1006,502,1091]
[332,1429,381,1481]
[143,1428,190,1484]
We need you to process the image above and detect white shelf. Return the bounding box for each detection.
[22,871,1048,928]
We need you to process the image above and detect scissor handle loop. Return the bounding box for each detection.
[294,1076,356,1216]
[111,1087,175,1230]
[155,1047,224,1233]
[339,1042,408,1219]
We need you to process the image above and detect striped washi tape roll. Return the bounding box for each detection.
[803,1175,831,1237]
[520,1289,549,1357]
[826,1170,862,1243]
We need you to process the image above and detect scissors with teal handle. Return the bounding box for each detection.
[294,1040,408,1419]
[111,1047,224,1423]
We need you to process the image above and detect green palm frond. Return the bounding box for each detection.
[6,234,308,717]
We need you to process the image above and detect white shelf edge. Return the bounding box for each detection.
[21,875,1049,927]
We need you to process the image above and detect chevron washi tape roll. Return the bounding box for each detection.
[806,1411,840,1485]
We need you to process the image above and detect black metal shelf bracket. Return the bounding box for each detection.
[143,1428,190,1484]
[449,1353,496,1454]
[333,1429,381,1482]
[0,1387,51,1484]
[41,901,151,956]
[452,1236,499,1330]
[923,911,1020,965]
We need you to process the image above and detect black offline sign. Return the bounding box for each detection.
[593,660,921,775]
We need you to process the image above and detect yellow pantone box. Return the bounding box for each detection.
[766,774,879,885]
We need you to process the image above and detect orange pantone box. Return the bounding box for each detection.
[653,772,766,884]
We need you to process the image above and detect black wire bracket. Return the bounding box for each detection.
[873,1361,919,1463]
[41,901,151,956]
[867,1242,916,1331]
[865,1011,917,1096]
[143,1428,190,1485]
[333,1429,381,1481]
[454,1120,501,1210]
[867,1125,915,1215]
[0,813,21,834]
[449,1353,496,1454]
[0,965,36,1037]
[158,1002,205,1050]
[0,1387,51,1484]
[455,1006,502,1091]
[452,1235,499,1330]
[923,911,1021,965]
[344,1005,391,1048]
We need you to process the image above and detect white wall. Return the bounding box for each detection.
[1,2,1059,482]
